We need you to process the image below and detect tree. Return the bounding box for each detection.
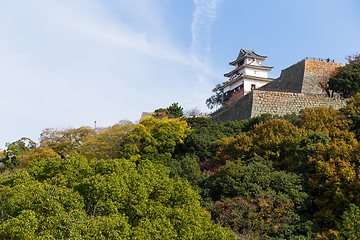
[79,120,134,160]
[0,137,37,171]
[299,107,351,134]
[153,108,169,118]
[224,91,243,108]
[210,194,306,239]
[180,120,244,162]
[328,60,360,98]
[19,147,60,168]
[317,69,338,98]
[334,204,360,240]
[341,92,360,139]
[214,119,305,171]
[0,156,236,239]
[120,118,190,164]
[307,139,360,236]
[166,154,203,186]
[207,158,318,239]
[39,126,96,158]
[209,158,309,206]
[184,107,201,117]
[206,84,224,110]
[167,102,184,118]
[346,53,360,64]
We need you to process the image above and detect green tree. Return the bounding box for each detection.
[0,137,37,172]
[207,158,318,239]
[0,156,236,239]
[79,120,134,160]
[328,60,360,98]
[181,120,244,162]
[209,157,309,206]
[167,102,184,118]
[120,118,190,164]
[166,154,202,186]
[206,84,224,110]
[334,204,360,240]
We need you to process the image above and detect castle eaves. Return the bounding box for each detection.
[229,48,267,65]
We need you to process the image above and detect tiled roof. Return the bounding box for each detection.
[229,48,267,65]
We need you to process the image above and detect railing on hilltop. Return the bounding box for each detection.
[305,57,335,63]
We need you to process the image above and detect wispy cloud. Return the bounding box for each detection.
[0,0,220,147]
[191,0,222,63]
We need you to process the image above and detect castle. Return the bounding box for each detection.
[211,48,345,122]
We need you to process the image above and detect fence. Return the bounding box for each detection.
[305,57,335,63]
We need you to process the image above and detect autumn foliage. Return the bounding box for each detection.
[5,93,360,238]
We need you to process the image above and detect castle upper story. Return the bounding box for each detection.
[219,48,274,101]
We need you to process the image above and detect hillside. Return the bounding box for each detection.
[1,57,360,239]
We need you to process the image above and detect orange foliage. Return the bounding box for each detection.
[346,53,360,64]
[317,68,339,98]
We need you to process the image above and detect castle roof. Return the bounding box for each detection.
[229,48,267,66]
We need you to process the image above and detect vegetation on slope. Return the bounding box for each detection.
[1,55,360,239]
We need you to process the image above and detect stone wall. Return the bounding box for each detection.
[260,60,305,92]
[259,59,343,95]
[302,60,343,95]
[251,90,346,117]
[211,90,346,122]
[211,91,253,122]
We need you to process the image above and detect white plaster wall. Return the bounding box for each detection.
[244,67,268,78]
[243,79,269,92]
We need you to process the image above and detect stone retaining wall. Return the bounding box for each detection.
[302,60,343,95]
[252,90,346,117]
[211,91,253,122]
[211,90,346,122]
[260,60,305,93]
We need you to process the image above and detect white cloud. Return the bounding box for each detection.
[0,0,218,147]
[191,0,222,62]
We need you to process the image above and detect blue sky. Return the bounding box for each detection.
[0,0,359,148]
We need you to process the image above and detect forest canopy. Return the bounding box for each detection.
[2,82,360,238]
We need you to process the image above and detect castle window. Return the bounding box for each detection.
[251,84,256,90]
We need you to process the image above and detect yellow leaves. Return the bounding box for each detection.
[79,121,134,160]
[307,140,360,231]
[19,147,60,168]
[121,118,190,164]
[215,119,304,171]
[39,126,96,158]
[300,107,352,135]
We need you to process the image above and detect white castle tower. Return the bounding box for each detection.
[219,48,274,101]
